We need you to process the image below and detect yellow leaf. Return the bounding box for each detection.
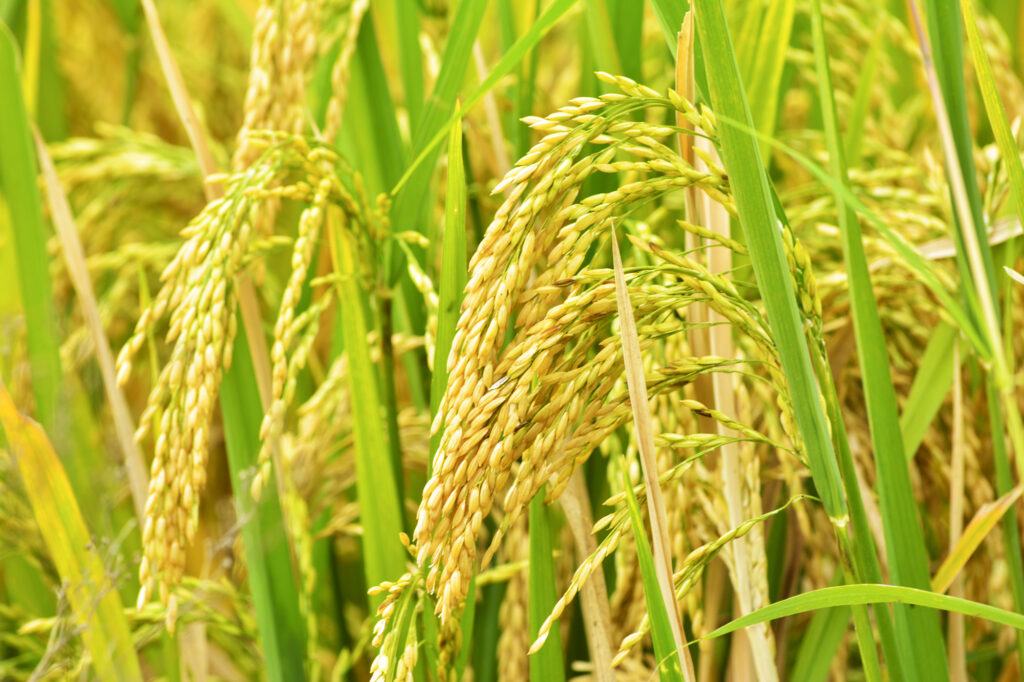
[932,486,1024,594]
[0,382,141,680]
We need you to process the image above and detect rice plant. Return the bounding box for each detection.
[1,0,1024,680]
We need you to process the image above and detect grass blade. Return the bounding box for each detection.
[922,0,998,295]
[845,23,886,167]
[607,0,643,80]
[0,382,142,680]
[0,23,62,437]
[430,113,468,462]
[702,584,1024,643]
[528,490,565,682]
[0,22,103,539]
[648,0,688,58]
[220,331,307,682]
[910,0,1024,493]
[28,0,64,140]
[584,0,625,77]
[900,322,957,460]
[333,10,430,419]
[389,0,487,236]
[742,0,795,162]
[961,0,1024,369]
[382,586,419,680]
[690,5,897,675]
[744,121,985,356]
[391,0,424,136]
[986,377,1024,665]
[692,0,846,525]
[809,2,949,677]
[791,599,850,682]
[618,460,686,682]
[327,208,407,597]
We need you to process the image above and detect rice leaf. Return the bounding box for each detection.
[791,599,850,682]
[389,0,486,236]
[327,208,407,599]
[383,585,419,680]
[337,13,407,195]
[28,0,64,140]
[648,0,688,58]
[430,113,467,462]
[701,584,1024,643]
[618,460,686,682]
[469,582,505,682]
[584,0,625,77]
[335,12,429,417]
[911,1,1024,490]
[810,2,948,677]
[961,0,1024,331]
[391,0,424,136]
[922,0,998,296]
[691,6,899,674]
[692,0,847,523]
[528,490,565,682]
[220,331,308,682]
[900,322,957,461]
[742,0,795,162]
[986,378,1024,663]
[716,112,986,358]
[804,342,890,682]
[0,23,62,438]
[845,23,886,167]
[0,382,142,681]
[607,0,643,80]
[455,578,478,679]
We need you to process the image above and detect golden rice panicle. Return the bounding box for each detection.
[250,159,336,500]
[131,174,261,619]
[411,81,740,623]
[532,525,624,655]
[234,0,319,171]
[491,287,778,570]
[321,0,370,144]
[125,138,325,619]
